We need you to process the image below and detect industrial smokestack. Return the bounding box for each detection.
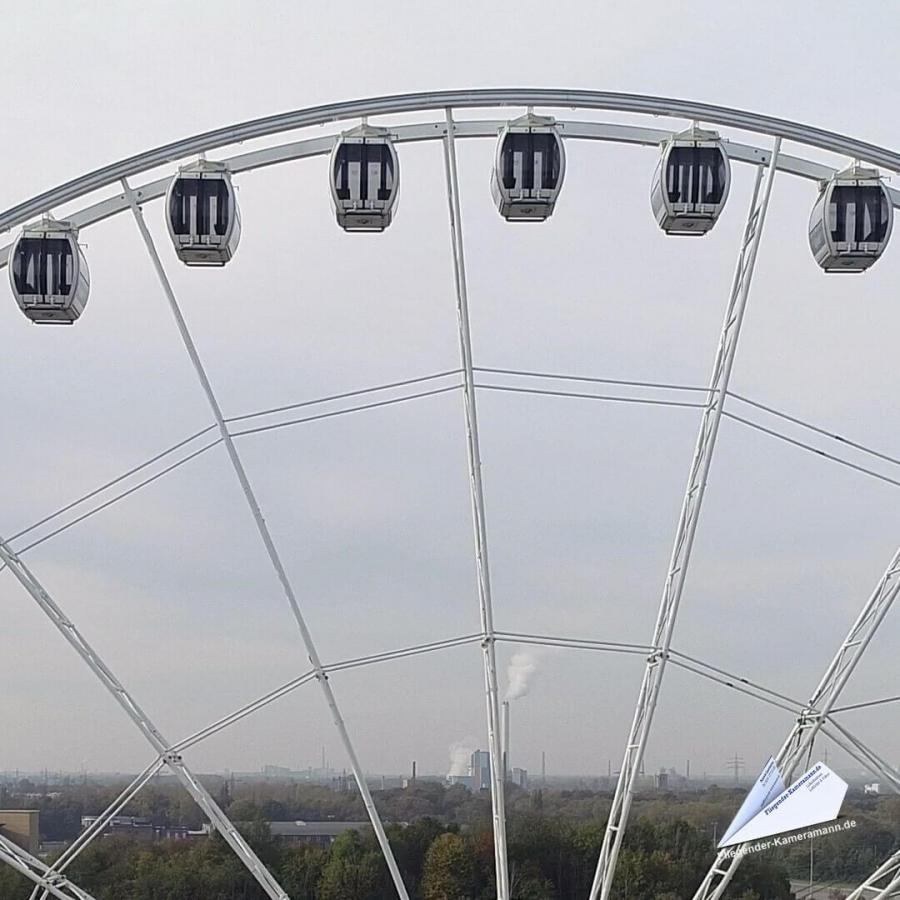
[501,701,510,782]
[411,760,417,783]
[541,750,546,785]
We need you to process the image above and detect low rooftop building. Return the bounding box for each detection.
[269,821,372,847]
[0,810,39,854]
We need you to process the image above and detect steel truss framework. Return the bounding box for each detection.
[590,136,782,900]
[2,89,900,900]
[848,849,900,899]
[0,831,97,900]
[692,547,900,899]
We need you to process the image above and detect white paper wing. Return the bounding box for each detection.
[720,763,848,848]
[718,757,786,848]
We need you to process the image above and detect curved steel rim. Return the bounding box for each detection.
[3,117,898,271]
[3,88,900,234]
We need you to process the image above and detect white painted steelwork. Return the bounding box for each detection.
[6,119,900,274]
[693,546,900,900]
[0,537,291,900]
[3,89,900,900]
[442,107,510,900]
[122,178,411,900]
[28,759,166,900]
[0,832,97,900]
[4,89,900,234]
[823,721,900,796]
[847,847,900,898]
[590,138,782,900]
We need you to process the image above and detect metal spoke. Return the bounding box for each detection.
[821,723,900,795]
[847,849,900,899]
[591,138,782,900]
[692,544,900,899]
[0,539,290,900]
[2,88,899,900]
[122,177,411,900]
[442,106,510,900]
[8,630,485,896]
[29,758,165,900]
[0,833,97,900]
[4,364,897,576]
[171,633,482,755]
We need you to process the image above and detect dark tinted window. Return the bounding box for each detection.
[827,185,890,244]
[500,132,561,192]
[169,177,231,237]
[665,146,727,205]
[333,142,395,202]
[12,237,73,296]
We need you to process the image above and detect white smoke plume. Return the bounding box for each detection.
[505,651,537,701]
[448,740,474,777]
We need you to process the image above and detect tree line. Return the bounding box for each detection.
[0,779,897,898]
[0,812,793,900]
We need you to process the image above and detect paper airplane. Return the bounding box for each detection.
[718,759,848,848]
[719,757,785,846]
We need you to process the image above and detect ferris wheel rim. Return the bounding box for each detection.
[4,115,900,273]
[3,87,900,235]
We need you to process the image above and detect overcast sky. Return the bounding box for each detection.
[2,2,900,785]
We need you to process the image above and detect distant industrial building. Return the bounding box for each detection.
[0,810,39,854]
[471,750,491,790]
[81,816,154,843]
[80,816,210,842]
[269,821,373,847]
[447,751,526,792]
[446,773,475,790]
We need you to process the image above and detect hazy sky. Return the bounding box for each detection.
[2,2,900,785]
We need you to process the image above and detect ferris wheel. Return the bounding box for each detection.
[2,88,900,900]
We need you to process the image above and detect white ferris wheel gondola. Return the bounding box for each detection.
[166,160,241,266]
[9,218,90,324]
[651,125,731,235]
[491,113,565,222]
[330,125,399,232]
[808,163,892,272]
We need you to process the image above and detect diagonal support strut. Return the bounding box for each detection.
[28,757,165,900]
[692,543,900,899]
[120,177,410,900]
[847,850,900,899]
[0,832,97,900]
[441,107,510,900]
[590,137,783,900]
[0,539,290,900]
